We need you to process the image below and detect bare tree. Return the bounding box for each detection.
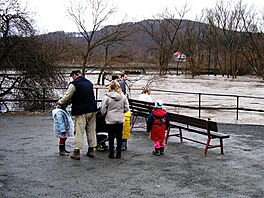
[0,0,65,111]
[199,9,223,76]
[201,0,252,78]
[0,0,34,37]
[176,20,206,77]
[239,2,264,79]
[67,0,130,82]
[0,0,34,68]
[139,6,189,75]
[93,23,133,85]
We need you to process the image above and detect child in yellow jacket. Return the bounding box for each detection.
[121,111,131,151]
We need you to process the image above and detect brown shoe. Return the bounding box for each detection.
[70,149,80,160]
[86,147,95,158]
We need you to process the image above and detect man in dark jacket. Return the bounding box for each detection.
[119,73,130,98]
[58,70,97,160]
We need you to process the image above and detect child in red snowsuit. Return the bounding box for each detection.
[147,100,170,156]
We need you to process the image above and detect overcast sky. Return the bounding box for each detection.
[20,0,263,33]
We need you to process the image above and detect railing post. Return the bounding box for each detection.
[236,96,239,120]
[42,88,46,112]
[95,88,98,104]
[199,93,201,118]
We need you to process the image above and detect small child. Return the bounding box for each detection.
[121,111,131,151]
[147,100,170,156]
[52,103,74,156]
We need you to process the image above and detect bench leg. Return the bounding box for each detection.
[203,136,211,157]
[179,128,183,142]
[145,117,148,128]
[220,138,224,154]
[130,115,138,131]
[165,127,170,144]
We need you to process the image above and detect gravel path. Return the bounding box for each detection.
[0,114,263,198]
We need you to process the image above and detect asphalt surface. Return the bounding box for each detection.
[0,113,263,198]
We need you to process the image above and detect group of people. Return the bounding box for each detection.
[52,70,170,160]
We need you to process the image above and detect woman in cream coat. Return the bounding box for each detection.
[100,80,130,159]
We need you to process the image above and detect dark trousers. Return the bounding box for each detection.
[107,123,123,153]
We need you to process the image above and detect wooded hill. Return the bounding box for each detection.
[41,18,264,79]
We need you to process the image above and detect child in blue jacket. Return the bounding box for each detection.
[52,103,74,156]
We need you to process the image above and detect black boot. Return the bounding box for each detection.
[160,147,165,155]
[64,146,70,154]
[116,151,121,159]
[109,150,114,159]
[152,148,161,156]
[59,145,69,156]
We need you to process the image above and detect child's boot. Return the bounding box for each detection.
[59,138,69,155]
[64,145,70,154]
[152,148,161,156]
[59,144,69,156]
[70,149,80,160]
[121,139,127,151]
[160,147,165,155]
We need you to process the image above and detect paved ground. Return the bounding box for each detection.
[0,113,263,198]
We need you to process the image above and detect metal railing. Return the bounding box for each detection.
[149,88,264,121]
[0,86,106,112]
[1,87,264,122]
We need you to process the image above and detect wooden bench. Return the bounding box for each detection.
[129,99,153,130]
[129,99,230,156]
[166,113,230,156]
